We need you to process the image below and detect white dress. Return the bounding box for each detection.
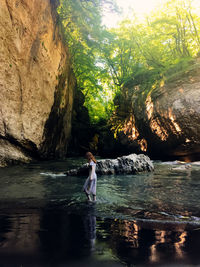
[83,161,97,195]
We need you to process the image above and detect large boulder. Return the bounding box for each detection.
[65,154,154,176]
[0,0,76,166]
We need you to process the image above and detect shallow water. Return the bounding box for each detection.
[0,158,200,266]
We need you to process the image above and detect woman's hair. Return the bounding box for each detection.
[85,152,97,163]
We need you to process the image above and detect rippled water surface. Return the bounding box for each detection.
[0,158,200,266]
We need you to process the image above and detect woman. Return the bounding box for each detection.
[83,152,97,202]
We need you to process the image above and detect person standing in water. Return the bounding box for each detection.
[83,152,97,202]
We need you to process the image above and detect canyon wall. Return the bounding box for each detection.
[116,62,200,160]
[0,0,76,166]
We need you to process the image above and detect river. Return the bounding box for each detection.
[0,158,200,266]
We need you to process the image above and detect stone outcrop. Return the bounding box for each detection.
[65,154,154,176]
[116,62,200,160]
[0,139,31,167]
[143,69,200,159]
[0,0,76,166]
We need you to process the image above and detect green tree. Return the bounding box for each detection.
[57,0,117,122]
[102,0,200,137]
[57,0,200,125]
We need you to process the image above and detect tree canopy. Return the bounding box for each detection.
[57,0,117,122]
[57,0,200,123]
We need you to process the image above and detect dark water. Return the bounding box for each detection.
[0,159,200,266]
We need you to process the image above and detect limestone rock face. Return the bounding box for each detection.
[65,154,154,176]
[0,0,76,166]
[120,65,200,160]
[0,139,31,167]
[143,72,200,159]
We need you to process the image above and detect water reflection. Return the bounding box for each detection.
[149,230,187,263]
[83,212,96,251]
[0,212,40,252]
[109,219,200,266]
[0,160,200,265]
[0,209,199,266]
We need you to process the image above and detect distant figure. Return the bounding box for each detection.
[83,152,97,202]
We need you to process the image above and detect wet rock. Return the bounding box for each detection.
[0,139,31,167]
[65,154,154,176]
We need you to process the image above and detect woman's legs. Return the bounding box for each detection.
[83,179,96,201]
[91,179,96,202]
[84,190,92,201]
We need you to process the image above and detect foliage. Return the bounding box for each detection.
[104,0,200,135]
[57,0,200,126]
[57,0,117,122]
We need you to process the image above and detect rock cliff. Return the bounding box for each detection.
[142,66,200,160]
[118,62,200,160]
[0,0,76,166]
